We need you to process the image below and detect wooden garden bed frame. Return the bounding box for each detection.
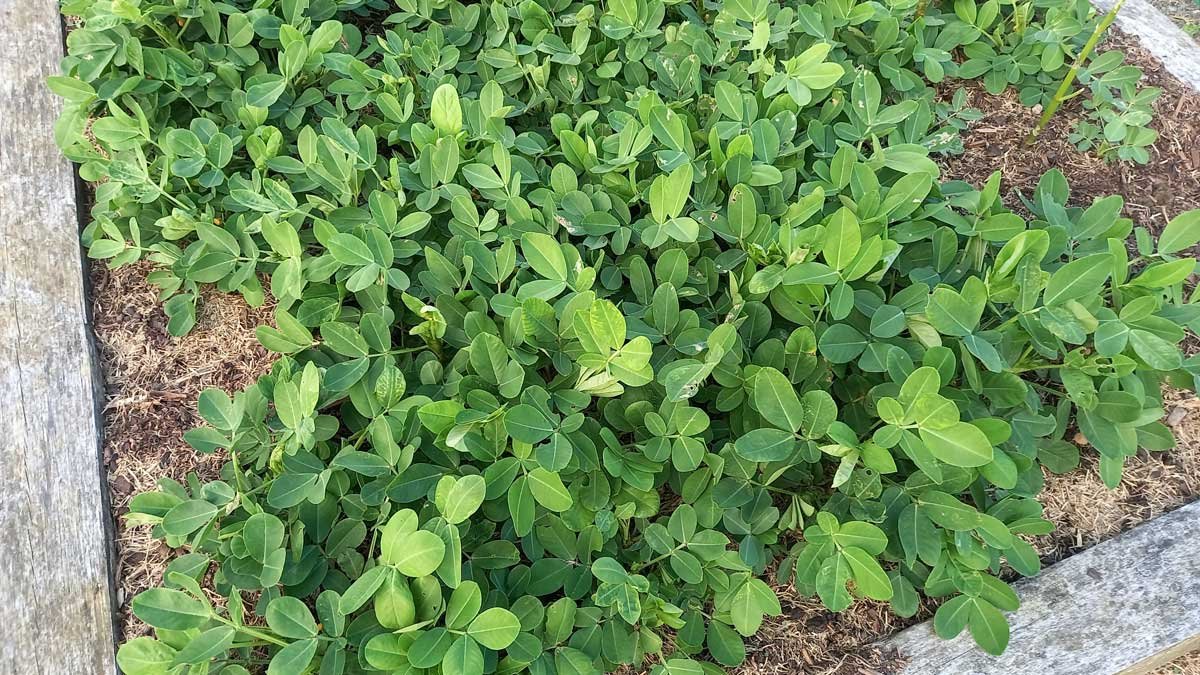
[0,0,1197,672]
[1,1,119,672]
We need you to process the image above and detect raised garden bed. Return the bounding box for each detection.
[4,0,1200,674]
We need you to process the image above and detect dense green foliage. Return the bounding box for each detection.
[53,0,1200,673]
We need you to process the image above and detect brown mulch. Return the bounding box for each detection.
[940,31,1200,239]
[93,261,276,638]
[735,593,933,675]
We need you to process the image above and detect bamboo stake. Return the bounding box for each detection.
[1026,0,1126,143]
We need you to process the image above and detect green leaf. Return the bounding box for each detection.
[266,596,318,639]
[446,581,483,630]
[670,549,704,584]
[521,233,568,282]
[131,588,209,630]
[870,305,907,338]
[734,428,796,462]
[801,390,838,439]
[468,607,522,649]
[384,530,446,577]
[443,635,484,675]
[328,233,375,267]
[463,163,506,190]
[117,638,176,674]
[242,512,284,564]
[437,475,487,524]
[842,547,892,600]
[1128,329,1182,370]
[926,287,982,336]
[431,84,463,135]
[833,521,888,555]
[898,504,942,566]
[822,208,861,270]
[715,81,743,120]
[818,324,868,363]
[933,595,972,639]
[267,638,318,675]
[364,633,412,670]
[920,491,983,530]
[815,554,853,612]
[527,468,573,512]
[246,75,287,108]
[707,621,746,667]
[728,184,758,239]
[919,422,994,467]
[1157,209,1200,254]
[170,625,236,665]
[753,367,804,433]
[161,500,217,537]
[968,598,1011,655]
[339,565,388,614]
[505,404,555,443]
[1043,254,1112,306]
[729,578,780,636]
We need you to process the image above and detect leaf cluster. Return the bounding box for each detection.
[51,0,1200,673]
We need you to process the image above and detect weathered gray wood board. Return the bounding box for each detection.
[1092,0,1200,91]
[887,500,1200,675]
[0,1,118,673]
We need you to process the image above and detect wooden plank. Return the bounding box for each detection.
[887,500,1200,675]
[1093,0,1200,91]
[0,1,118,673]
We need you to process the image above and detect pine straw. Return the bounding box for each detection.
[92,261,276,638]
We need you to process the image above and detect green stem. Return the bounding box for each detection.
[1010,363,1065,374]
[1029,381,1067,397]
[1027,0,1126,142]
[213,615,287,647]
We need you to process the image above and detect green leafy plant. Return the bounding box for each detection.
[53,0,1200,673]
[1071,51,1161,163]
[1026,0,1161,165]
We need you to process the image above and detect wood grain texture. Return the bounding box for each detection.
[1092,0,1200,91]
[888,500,1200,675]
[0,0,118,673]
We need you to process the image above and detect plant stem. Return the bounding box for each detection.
[1027,0,1126,143]
[213,615,287,647]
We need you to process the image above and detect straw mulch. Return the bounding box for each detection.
[92,261,276,638]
